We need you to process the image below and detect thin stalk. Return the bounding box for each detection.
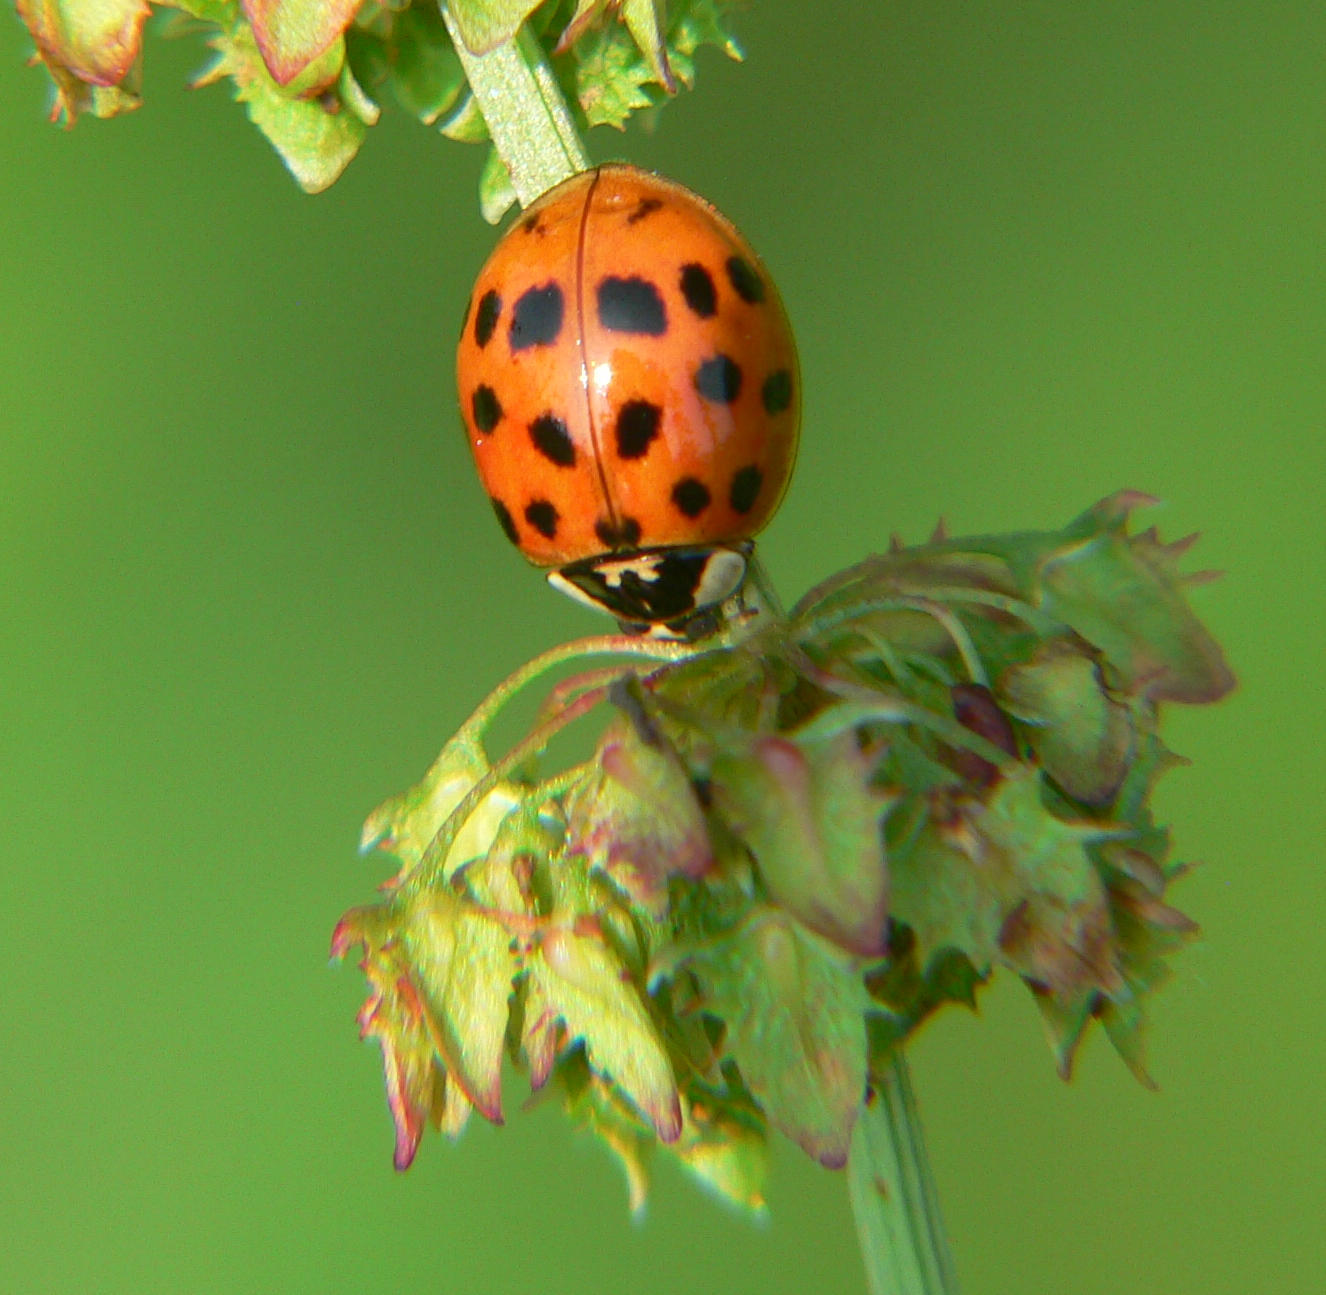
[440,4,588,206]
[849,1054,960,1295]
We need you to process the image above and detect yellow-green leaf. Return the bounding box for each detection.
[243,0,360,85]
[17,0,150,86]
[523,923,681,1140]
[403,890,516,1122]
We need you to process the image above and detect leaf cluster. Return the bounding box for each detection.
[15,0,742,201]
[333,493,1234,1209]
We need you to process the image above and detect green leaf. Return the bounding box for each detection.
[889,814,1006,976]
[669,1091,768,1214]
[674,909,869,1168]
[447,0,544,53]
[17,0,150,87]
[381,3,466,125]
[974,768,1123,1001]
[621,0,674,91]
[662,0,743,86]
[710,730,892,957]
[568,16,658,130]
[478,146,518,223]
[243,0,361,85]
[331,906,474,1168]
[401,890,517,1122]
[194,26,366,193]
[1036,495,1236,704]
[998,638,1136,805]
[522,921,681,1140]
[562,1056,656,1214]
[360,730,518,882]
[566,714,713,917]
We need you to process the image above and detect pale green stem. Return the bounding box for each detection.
[439,4,588,206]
[850,1055,961,1295]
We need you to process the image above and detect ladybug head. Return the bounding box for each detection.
[547,542,752,640]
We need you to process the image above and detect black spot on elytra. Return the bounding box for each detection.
[524,499,559,540]
[529,413,576,467]
[726,255,765,304]
[474,290,501,349]
[509,283,564,351]
[491,498,519,546]
[671,477,711,519]
[729,465,763,514]
[471,384,502,435]
[522,213,543,235]
[627,197,663,225]
[595,516,642,550]
[680,263,717,319]
[597,276,666,336]
[694,354,743,404]
[615,400,662,459]
[761,368,793,415]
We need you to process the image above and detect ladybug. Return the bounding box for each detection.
[456,164,799,637]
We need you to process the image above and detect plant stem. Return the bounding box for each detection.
[440,4,588,207]
[849,1054,960,1295]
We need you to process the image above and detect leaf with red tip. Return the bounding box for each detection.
[711,730,892,957]
[522,923,681,1141]
[17,0,150,87]
[673,909,869,1168]
[243,0,361,86]
[402,891,516,1123]
[566,720,713,916]
[332,907,473,1167]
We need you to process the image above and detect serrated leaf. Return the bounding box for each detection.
[17,0,150,86]
[675,909,869,1168]
[448,0,544,53]
[402,890,516,1122]
[194,26,366,193]
[998,639,1135,805]
[570,18,657,130]
[1036,497,1236,704]
[523,922,681,1140]
[243,0,360,85]
[711,730,891,957]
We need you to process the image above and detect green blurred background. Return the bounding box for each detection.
[2,2,1321,1292]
